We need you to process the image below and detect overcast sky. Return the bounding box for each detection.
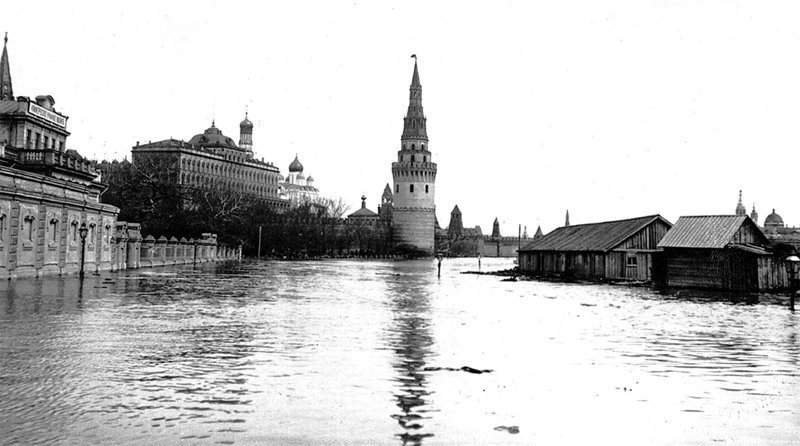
[4,1,800,235]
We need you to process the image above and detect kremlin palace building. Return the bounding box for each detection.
[131,115,289,210]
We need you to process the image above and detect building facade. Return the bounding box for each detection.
[0,35,121,278]
[390,59,437,255]
[131,116,288,210]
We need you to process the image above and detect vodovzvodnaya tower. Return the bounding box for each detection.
[391,57,437,255]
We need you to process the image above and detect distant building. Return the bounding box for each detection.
[734,191,800,249]
[518,215,672,281]
[657,215,773,291]
[390,58,437,255]
[347,195,380,226]
[280,154,319,206]
[130,115,287,210]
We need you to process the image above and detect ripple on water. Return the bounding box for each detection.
[0,259,798,445]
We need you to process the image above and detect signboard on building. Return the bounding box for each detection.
[27,102,67,129]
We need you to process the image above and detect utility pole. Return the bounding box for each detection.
[258,226,262,259]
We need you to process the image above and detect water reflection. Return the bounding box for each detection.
[386,265,436,445]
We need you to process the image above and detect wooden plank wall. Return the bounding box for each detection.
[665,248,724,289]
[757,257,790,291]
[617,220,671,250]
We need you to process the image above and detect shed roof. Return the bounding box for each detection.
[657,215,767,249]
[519,214,670,253]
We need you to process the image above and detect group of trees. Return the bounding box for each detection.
[98,158,398,257]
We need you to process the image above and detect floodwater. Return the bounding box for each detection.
[0,258,798,445]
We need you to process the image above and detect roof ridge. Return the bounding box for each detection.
[556,213,663,228]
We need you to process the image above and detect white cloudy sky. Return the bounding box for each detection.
[4,1,800,234]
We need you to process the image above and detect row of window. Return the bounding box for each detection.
[24,129,64,151]
[181,173,278,197]
[400,154,427,163]
[395,184,430,194]
[402,143,425,151]
[180,157,278,184]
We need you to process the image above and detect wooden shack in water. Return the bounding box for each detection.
[656,215,782,291]
[517,215,672,281]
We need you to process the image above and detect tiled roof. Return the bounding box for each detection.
[657,215,767,249]
[520,214,670,252]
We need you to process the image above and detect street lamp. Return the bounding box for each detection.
[79,222,88,278]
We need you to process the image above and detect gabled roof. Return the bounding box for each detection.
[657,215,769,249]
[519,214,671,253]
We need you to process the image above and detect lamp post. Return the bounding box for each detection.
[78,222,88,278]
[786,255,799,311]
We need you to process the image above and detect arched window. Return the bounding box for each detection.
[411,144,416,150]
[410,184,414,193]
[411,155,415,163]
[396,184,399,193]
[423,156,427,162]
[425,185,429,193]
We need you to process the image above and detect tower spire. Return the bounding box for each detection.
[565,210,570,227]
[401,56,427,144]
[735,189,747,216]
[0,32,13,101]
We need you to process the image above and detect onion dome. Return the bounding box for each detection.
[296,172,305,180]
[188,120,238,148]
[240,112,253,130]
[289,154,304,173]
[306,176,314,182]
[764,209,784,227]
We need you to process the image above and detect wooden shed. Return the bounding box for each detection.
[517,215,672,281]
[656,215,774,291]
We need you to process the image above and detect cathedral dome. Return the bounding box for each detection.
[240,114,253,129]
[189,121,238,149]
[289,155,304,173]
[764,209,784,227]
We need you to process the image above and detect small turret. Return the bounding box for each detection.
[750,203,758,225]
[492,217,501,238]
[239,110,253,156]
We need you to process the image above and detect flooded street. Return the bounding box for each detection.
[1,258,798,445]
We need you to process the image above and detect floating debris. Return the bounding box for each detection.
[423,366,493,374]
[494,425,520,434]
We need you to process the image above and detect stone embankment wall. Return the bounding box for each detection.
[111,223,240,272]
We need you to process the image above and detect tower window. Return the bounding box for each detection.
[411,144,415,150]
[425,185,429,193]
[423,156,426,162]
[410,184,414,193]
[411,155,415,163]
[396,184,399,193]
